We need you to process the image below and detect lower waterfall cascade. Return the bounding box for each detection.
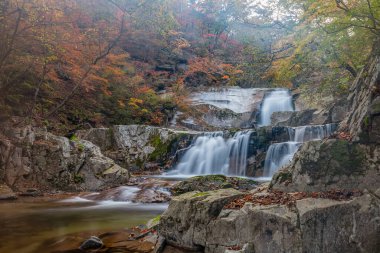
[263,124,335,177]
[169,131,253,177]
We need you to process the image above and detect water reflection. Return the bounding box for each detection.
[0,197,166,253]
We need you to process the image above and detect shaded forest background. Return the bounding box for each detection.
[1,0,379,134]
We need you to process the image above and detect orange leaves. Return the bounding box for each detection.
[137,86,154,94]
[150,111,164,125]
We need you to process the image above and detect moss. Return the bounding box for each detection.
[74,174,84,184]
[148,133,170,162]
[192,192,210,198]
[77,143,85,152]
[276,171,292,184]
[304,140,367,178]
[70,134,79,142]
[192,175,227,182]
[152,215,161,223]
[363,115,370,128]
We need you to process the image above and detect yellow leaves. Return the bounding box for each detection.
[128,98,144,108]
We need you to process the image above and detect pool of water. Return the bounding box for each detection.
[0,197,167,253]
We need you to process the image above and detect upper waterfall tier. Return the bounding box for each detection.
[259,90,295,126]
[191,87,260,114]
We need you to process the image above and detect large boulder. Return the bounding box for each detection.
[270,139,379,193]
[159,189,244,250]
[158,188,380,253]
[0,126,129,192]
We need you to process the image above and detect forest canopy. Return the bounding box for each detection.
[0,0,378,133]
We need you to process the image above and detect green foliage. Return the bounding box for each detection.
[269,0,380,97]
[74,174,85,184]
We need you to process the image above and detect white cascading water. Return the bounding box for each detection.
[263,124,334,177]
[191,87,259,114]
[289,124,333,142]
[171,131,252,177]
[259,90,294,126]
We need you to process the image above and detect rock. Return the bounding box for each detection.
[76,128,114,152]
[270,139,380,193]
[0,125,129,192]
[110,125,197,171]
[0,184,17,200]
[159,187,380,253]
[79,236,103,250]
[18,188,42,197]
[159,189,244,250]
[171,175,257,196]
[340,49,380,143]
[295,195,380,253]
[274,109,319,127]
[270,111,293,126]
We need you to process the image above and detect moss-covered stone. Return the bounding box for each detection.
[171,175,257,196]
[329,140,365,173]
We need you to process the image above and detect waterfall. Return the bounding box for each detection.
[289,124,334,142]
[170,131,252,177]
[259,90,294,126]
[263,142,300,178]
[191,87,259,114]
[263,124,335,177]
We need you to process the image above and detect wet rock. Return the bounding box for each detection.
[19,188,42,197]
[270,139,380,193]
[79,236,103,250]
[171,175,257,196]
[270,111,294,126]
[0,184,17,200]
[274,109,318,127]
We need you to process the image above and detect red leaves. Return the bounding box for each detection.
[337,131,352,141]
[227,245,242,251]
[224,189,362,210]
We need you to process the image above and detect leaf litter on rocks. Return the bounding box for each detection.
[224,189,362,210]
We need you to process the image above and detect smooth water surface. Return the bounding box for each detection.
[0,197,167,253]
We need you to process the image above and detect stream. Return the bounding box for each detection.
[0,194,167,253]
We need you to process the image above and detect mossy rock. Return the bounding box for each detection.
[171,175,257,196]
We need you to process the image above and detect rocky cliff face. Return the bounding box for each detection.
[341,43,380,143]
[77,125,198,173]
[0,125,129,192]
